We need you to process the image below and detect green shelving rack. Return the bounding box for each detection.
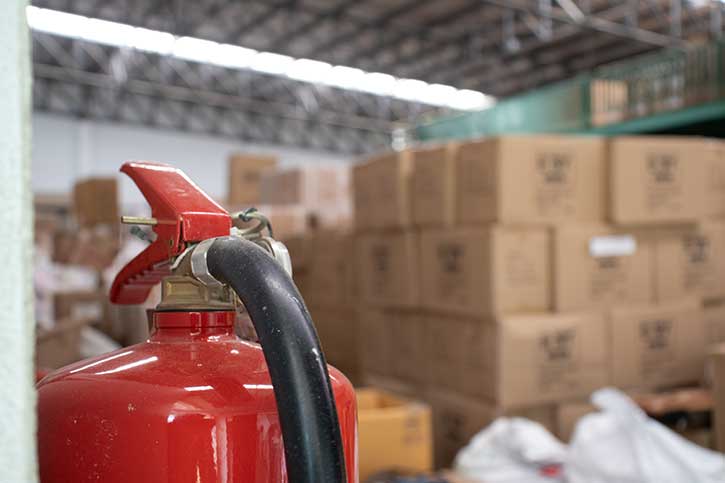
[415,40,725,142]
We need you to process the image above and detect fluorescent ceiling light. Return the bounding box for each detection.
[248,52,294,75]
[358,72,396,96]
[287,58,333,82]
[26,6,495,111]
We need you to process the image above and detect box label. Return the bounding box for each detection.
[535,152,576,217]
[646,153,683,213]
[638,318,675,376]
[681,234,714,290]
[537,328,580,392]
[589,235,637,258]
[435,242,467,304]
[370,244,392,297]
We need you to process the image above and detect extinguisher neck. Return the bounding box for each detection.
[149,310,237,341]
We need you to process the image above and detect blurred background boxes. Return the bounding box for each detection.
[34,129,725,472]
[227,153,277,205]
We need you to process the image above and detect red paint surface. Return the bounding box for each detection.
[37,311,358,482]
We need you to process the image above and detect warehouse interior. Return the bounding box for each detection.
[6,0,725,481]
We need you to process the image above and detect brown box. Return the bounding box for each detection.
[705,302,725,348]
[553,224,653,311]
[411,143,459,227]
[36,318,89,369]
[706,141,725,219]
[354,150,414,230]
[424,315,474,394]
[227,153,276,205]
[420,226,550,317]
[389,311,427,388]
[456,135,606,225]
[352,160,376,231]
[709,345,725,451]
[73,178,119,227]
[556,400,596,442]
[357,388,432,482]
[311,307,360,383]
[609,136,706,224]
[610,300,705,389]
[654,222,725,302]
[259,164,350,211]
[359,309,393,376]
[304,232,356,308]
[356,231,418,308]
[460,312,610,408]
[428,390,557,468]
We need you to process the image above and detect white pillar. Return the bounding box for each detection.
[0,1,38,482]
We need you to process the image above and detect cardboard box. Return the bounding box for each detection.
[389,311,427,388]
[704,302,725,347]
[357,388,432,482]
[553,224,653,311]
[609,136,706,224]
[705,141,725,218]
[411,143,458,227]
[424,315,475,394]
[654,222,725,302]
[36,318,89,369]
[259,164,351,224]
[456,135,606,225]
[359,309,393,375]
[709,344,725,451]
[354,150,414,230]
[310,307,360,383]
[420,226,550,316]
[460,312,610,408]
[304,232,356,308]
[356,231,418,308]
[73,177,119,227]
[352,160,376,231]
[556,400,596,441]
[610,300,705,389]
[227,153,276,205]
[428,391,557,468]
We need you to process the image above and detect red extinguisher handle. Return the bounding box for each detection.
[204,236,348,483]
[109,161,231,304]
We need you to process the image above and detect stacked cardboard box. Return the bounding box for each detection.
[350,134,725,467]
[285,230,361,383]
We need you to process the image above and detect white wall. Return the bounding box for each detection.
[0,1,37,481]
[32,112,353,208]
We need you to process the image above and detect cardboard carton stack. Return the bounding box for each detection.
[227,153,352,238]
[351,134,725,466]
[287,230,361,384]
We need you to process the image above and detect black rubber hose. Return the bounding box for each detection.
[205,236,347,483]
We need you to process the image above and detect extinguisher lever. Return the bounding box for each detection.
[110,161,231,304]
[203,236,347,483]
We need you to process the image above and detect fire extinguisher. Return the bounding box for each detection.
[36,162,357,483]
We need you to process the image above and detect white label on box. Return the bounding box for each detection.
[589,235,637,258]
